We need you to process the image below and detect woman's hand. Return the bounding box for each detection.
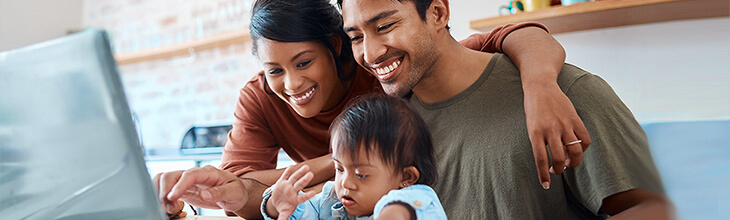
[266,165,317,220]
[494,24,591,189]
[153,165,248,214]
[523,81,591,189]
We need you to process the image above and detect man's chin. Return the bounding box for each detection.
[383,88,404,97]
[381,84,407,98]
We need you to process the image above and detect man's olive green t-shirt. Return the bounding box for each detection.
[410,53,663,219]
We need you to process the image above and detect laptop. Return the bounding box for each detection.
[0,29,167,220]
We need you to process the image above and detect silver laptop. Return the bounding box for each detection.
[0,29,167,220]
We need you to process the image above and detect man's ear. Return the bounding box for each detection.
[330,35,343,57]
[428,0,450,30]
[401,166,420,188]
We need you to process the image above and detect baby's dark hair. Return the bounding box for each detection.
[330,94,437,185]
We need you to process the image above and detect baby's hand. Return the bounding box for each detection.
[266,165,317,220]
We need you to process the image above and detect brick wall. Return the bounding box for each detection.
[83,0,259,150]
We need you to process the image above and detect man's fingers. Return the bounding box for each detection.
[548,137,566,175]
[530,137,551,189]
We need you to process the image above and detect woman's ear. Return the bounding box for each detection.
[401,166,420,188]
[330,35,343,57]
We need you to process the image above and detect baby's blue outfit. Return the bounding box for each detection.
[260,181,447,220]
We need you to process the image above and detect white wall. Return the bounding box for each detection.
[449,1,730,123]
[0,0,83,51]
[553,19,730,122]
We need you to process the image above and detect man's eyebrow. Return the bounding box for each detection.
[344,10,398,33]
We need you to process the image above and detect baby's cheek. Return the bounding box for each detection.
[332,179,345,196]
[362,192,384,210]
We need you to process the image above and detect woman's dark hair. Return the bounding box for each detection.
[249,0,355,87]
[330,94,437,186]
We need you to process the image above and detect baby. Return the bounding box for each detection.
[261,94,447,219]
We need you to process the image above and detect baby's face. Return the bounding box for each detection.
[332,146,403,216]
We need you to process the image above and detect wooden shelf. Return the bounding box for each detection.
[115,0,728,65]
[470,0,730,34]
[114,29,251,65]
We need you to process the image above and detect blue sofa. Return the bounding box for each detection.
[642,120,730,219]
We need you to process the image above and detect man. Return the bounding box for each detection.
[339,0,671,219]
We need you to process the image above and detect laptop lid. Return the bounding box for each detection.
[0,29,166,220]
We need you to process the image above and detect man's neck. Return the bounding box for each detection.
[412,36,493,104]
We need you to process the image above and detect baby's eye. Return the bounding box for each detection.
[355,173,367,179]
[335,167,344,173]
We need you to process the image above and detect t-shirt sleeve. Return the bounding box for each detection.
[373,185,447,220]
[459,22,548,53]
[220,82,280,176]
[560,68,665,215]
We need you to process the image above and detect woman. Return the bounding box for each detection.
[155,0,590,218]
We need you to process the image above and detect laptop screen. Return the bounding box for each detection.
[0,29,166,220]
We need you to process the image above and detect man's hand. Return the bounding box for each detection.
[153,165,248,214]
[523,81,591,189]
[266,165,317,220]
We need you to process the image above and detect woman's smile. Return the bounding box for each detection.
[288,84,317,105]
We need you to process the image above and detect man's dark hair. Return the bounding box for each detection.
[249,0,355,88]
[330,94,437,185]
[337,0,449,30]
[337,0,433,21]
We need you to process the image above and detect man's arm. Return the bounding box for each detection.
[232,154,335,219]
[601,189,674,219]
